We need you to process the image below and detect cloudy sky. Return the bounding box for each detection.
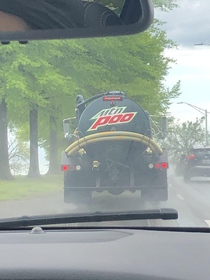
[155,0,210,123]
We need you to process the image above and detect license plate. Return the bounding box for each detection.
[202,160,210,164]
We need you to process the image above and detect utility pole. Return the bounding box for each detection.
[205,109,208,146]
[177,102,209,146]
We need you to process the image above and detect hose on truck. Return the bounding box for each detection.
[65,131,163,157]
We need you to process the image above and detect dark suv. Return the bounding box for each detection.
[184,147,210,181]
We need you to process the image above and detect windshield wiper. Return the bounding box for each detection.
[0,208,178,229]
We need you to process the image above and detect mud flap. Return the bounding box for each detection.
[64,168,92,204]
[141,187,168,201]
[141,166,168,201]
[64,187,92,204]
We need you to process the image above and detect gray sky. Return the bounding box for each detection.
[155,0,210,47]
[154,0,210,123]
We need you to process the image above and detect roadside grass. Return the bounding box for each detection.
[0,174,63,201]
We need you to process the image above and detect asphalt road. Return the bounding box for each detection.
[1,169,210,228]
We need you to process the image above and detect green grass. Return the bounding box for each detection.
[0,174,63,201]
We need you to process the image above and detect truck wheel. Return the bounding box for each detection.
[64,188,92,204]
[141,188,168,201]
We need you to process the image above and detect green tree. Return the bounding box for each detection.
[165,118,206,163]
[7,41,76,178]
[8,129,29,176]
[0,42,29,180]
[38,92,76,175]
[153,0,178,11]
[52,30,180,113]
[0,99,14,180]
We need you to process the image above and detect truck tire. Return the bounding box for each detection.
[141,188,168,201]
[64,188,92,204]
[64,170,92,204]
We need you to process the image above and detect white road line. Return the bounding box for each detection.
[204,220,210,227]
[177,194,184,200]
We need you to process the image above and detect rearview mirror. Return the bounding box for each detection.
[0,0,154,42]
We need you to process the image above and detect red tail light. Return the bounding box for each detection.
[62,165,68,171]
[103,96,122,101]
[155,163,168,169]
[155,163,160,169]
[188,155,195,160]
[62,165,75,171]
[69,165,75,171]
[161,163,168,169]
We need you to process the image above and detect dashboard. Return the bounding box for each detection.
[0,227,209,280]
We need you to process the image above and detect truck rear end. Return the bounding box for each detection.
[61,91,168,203]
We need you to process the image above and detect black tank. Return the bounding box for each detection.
[78,95,152,138]
[77,93,152,161]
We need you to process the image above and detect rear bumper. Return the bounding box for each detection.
[64,185,167,192]
[64,186,140,192]
[187,166,210,177]
[64,186,168,201]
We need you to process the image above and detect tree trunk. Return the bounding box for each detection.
[0,99,14,180]
[47,116,60,174]
[28,108,41,178]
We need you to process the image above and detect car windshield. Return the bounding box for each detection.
[1,0,210,228]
